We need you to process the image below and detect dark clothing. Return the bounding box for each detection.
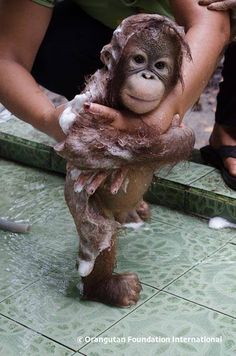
[215,42,236,127]
[32,0,113,100]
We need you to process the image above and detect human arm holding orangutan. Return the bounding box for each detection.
[0,1,230,144]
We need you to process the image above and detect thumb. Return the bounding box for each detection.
[208,0,233,10]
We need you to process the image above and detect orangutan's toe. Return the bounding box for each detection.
[136,200,151,221]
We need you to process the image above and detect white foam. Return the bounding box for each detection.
[76,280,84,295]
[59,106,76,134]
[98,239,111,252]
[74,182,84,193]
[107,146,132,159]
[209,217,236,230]
[71,93,90,112]
[123,221,144,230]
[78,259,95,277]
[70,168,81,180]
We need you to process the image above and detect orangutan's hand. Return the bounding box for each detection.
[199,0,236,10]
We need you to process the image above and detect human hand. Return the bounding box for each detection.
[68,165,129,196]
[83,102,150,132]
[198,0,236,11]
[83,99,179,135]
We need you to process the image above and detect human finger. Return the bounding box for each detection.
[74,172,95,193]
[198,0,222,5]
[84,102,120,123]
[171,114,181,128]
[208,0,236,10]
[110,167,129,195]
[85,171,109,195]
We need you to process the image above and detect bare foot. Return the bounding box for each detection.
[116,200,151,224]
[126,200,151,224]
[210,123,236,176]
[82,272,142,307]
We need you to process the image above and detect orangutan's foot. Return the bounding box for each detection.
[82,273,142,307]
[136,200,151,221]
[121,200,151,226]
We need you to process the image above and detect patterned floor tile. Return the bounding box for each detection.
[116,216,226,289]
[190,170,236,199]
[156,161,215,185]
[149,205,234,242]
[0,234,73,302]
[0,279,156,351]
[1,158,236,355]
[0,315,73,356]
[0,159,77,255]
[80,291,236,356]
[166,244,236,318]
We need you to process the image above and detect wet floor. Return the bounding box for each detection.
[1,158,236,356]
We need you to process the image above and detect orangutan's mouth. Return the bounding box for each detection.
[127,94,159,103]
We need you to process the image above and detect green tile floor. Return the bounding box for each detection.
[1,159,236,355]
[1,116,236,355]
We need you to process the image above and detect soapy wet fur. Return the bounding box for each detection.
[55,14,195,307]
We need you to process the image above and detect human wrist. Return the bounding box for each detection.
[41,105,66,142]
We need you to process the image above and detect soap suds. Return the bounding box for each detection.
[209,217,236,229]
[123,221,144,230]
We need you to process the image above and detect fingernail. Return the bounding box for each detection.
[84,102,90,110]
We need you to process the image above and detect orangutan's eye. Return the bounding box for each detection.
[133,55,146,64]
[155,61,166,70]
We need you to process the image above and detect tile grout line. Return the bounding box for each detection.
[162,289,236,321]
[160,239,231,291]
[0,312,76,353]
[187,167,216,185]
[138,238,232,296]
[78,289,161,352]
[0,279,40,305]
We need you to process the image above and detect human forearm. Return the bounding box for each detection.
[175,18,229,116]
[0,0,65,141]
[152,0,230,133]
[0,59,65,141]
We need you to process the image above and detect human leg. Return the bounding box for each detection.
[201,42,236,186]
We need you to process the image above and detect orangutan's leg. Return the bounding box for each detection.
[81,235,142,307]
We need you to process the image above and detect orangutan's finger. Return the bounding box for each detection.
[84,102,120,123]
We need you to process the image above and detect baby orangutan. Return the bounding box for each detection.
[55,14,195,307]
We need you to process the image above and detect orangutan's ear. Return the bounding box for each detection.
[100,44,113,69]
